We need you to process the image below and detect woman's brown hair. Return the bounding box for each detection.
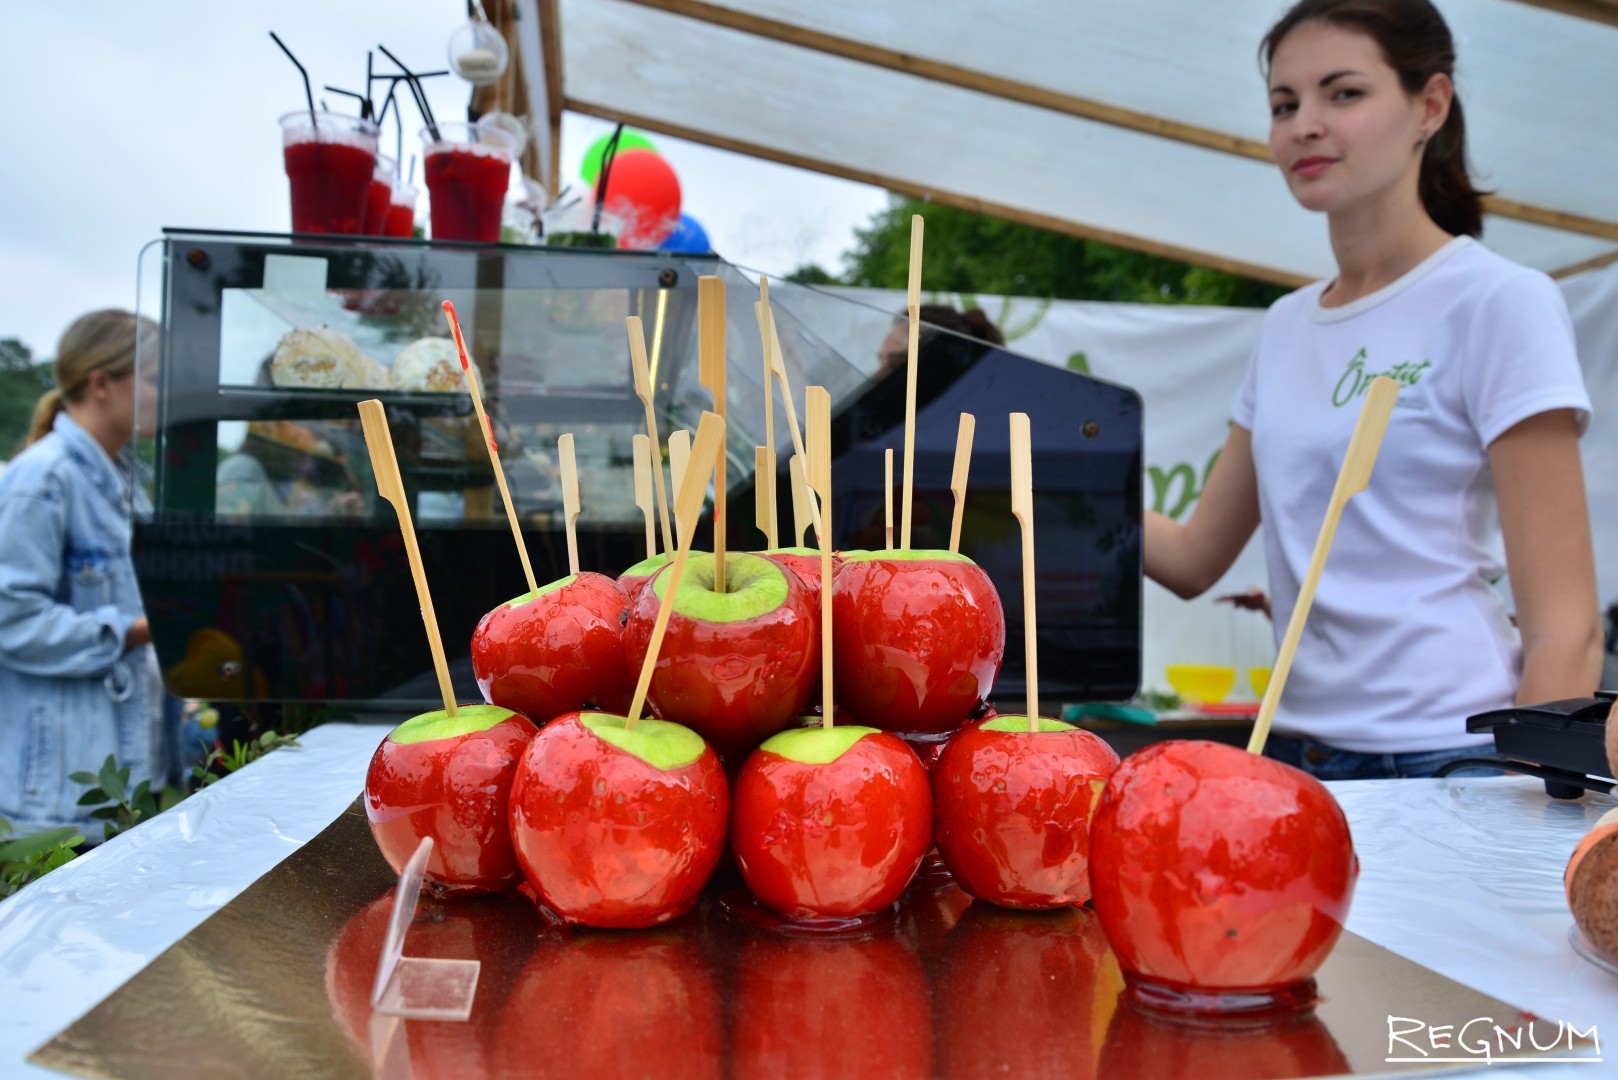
[25,309,156,448]
[1261,0,1487,239]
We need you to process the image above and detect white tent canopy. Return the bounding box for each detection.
[507,0,1618,284]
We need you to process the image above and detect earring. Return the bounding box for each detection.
[1416,132,1430,149]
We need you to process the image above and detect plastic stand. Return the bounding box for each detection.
[368,837,481,1020]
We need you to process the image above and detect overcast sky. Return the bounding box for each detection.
[0,1,889,359]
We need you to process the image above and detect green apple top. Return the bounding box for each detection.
[841,549,977,565]
[583,712,709,770]
[761,725,882,764]
[981,716,1078,734]
[496,574,578,610]
[649,552,790,623]
[389,703,522,744]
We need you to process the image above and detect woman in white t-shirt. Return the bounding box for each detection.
[1145,0,1603,780]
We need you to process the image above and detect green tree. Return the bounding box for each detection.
[0,340,51,457]
[840,196,1286,308]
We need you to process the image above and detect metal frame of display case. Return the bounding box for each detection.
[134,230,1143,716]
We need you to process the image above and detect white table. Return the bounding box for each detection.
[0,722,1613,1078]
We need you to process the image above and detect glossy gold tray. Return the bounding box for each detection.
[33,800,1582,1079]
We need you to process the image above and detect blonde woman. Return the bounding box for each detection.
[0,310,172,836]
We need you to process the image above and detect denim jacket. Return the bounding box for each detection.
[0,413,167,835]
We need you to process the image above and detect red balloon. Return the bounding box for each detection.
[593,149,681,249]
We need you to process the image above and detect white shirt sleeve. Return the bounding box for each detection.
[1461,266,1592,447]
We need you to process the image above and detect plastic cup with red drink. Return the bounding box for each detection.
[361,155,397,236]
[422,122,519,242]
[280,111,380,235]
[385,179,419,238]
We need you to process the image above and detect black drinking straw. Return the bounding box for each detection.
[323,86,368,113]
[365,51,375,121]
[269,31,318,130]
[591,123,627,234]
[377,44,439,141]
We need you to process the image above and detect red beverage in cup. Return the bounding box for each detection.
[385,187,418,238]
[361,155,396,236]
[280,111,379,235]
[422,122,518,243]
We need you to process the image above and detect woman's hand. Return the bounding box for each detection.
[1145,424,1263,599]
[124,616,151,650]
[1489,409,1603,706]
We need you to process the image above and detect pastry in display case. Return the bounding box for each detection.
[132,229,1143,714]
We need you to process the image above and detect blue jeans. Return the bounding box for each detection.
[1265,735,1505,781]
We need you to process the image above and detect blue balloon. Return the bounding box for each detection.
[659,213,711,254]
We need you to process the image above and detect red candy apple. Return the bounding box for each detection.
[624,552,818,761]
[832,550,1005,734]
[933,716,1121,909]
[507,710,729,928]
[731,927,931,1079]
[470,571,632,723]
[731,725,932,919]
[1088,740,1359,1014]
[618,552,671,598]
[758,546,839,610]
[365,703,538,896]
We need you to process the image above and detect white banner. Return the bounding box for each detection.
[828,262,1618,698]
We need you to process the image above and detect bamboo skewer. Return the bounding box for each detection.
[698,276,728,592]
[884,448,895,549]
[949,413,976,554]
[789,455,813,548]
[627,316,673,557]
[443,301,537,595]
[1247,376,1401,755]
[1010,412,1038,731]
[633,433,656,561]
[558,433,580,577]
[806,386,835,730]
[900,213,924,550]
[757,282,777,501]
[669,429,691,539]
[626,411,725,730]
[358,400,457,717]
[755,446,778,549]
[762,305,822,540]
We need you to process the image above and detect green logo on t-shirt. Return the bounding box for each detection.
[1333,348,1431,407]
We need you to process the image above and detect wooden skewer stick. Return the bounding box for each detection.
[698,276,728,592]
[949,413,976,554]
[763,305,822,540]
[668,429,691,539]
[1248,375,1401,756]
[633,433,656,561]
[755,446,778,549]
[900,213,924,550]
[884,448,895,550]
[1010,412,1038,732]
[558,433,580,577]
[358,400,456,717]
[626,411,725,730]
[757,282,777,498]
[442,301,536,595]
[806,386,835,730]
[627,316,673,557]
[789,454,813,548]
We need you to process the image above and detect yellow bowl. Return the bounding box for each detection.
[1249,667,1273,698]
[1165,664,1236,704]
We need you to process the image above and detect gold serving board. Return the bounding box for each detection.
[33,800,1587,1079]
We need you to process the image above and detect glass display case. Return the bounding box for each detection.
[134,230,1142,714]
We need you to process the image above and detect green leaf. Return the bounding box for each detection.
[68,771,97,786]
[0,826,81,863]
[89,807,119,821]
[97,755,126,804]
[77,788,108,806]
